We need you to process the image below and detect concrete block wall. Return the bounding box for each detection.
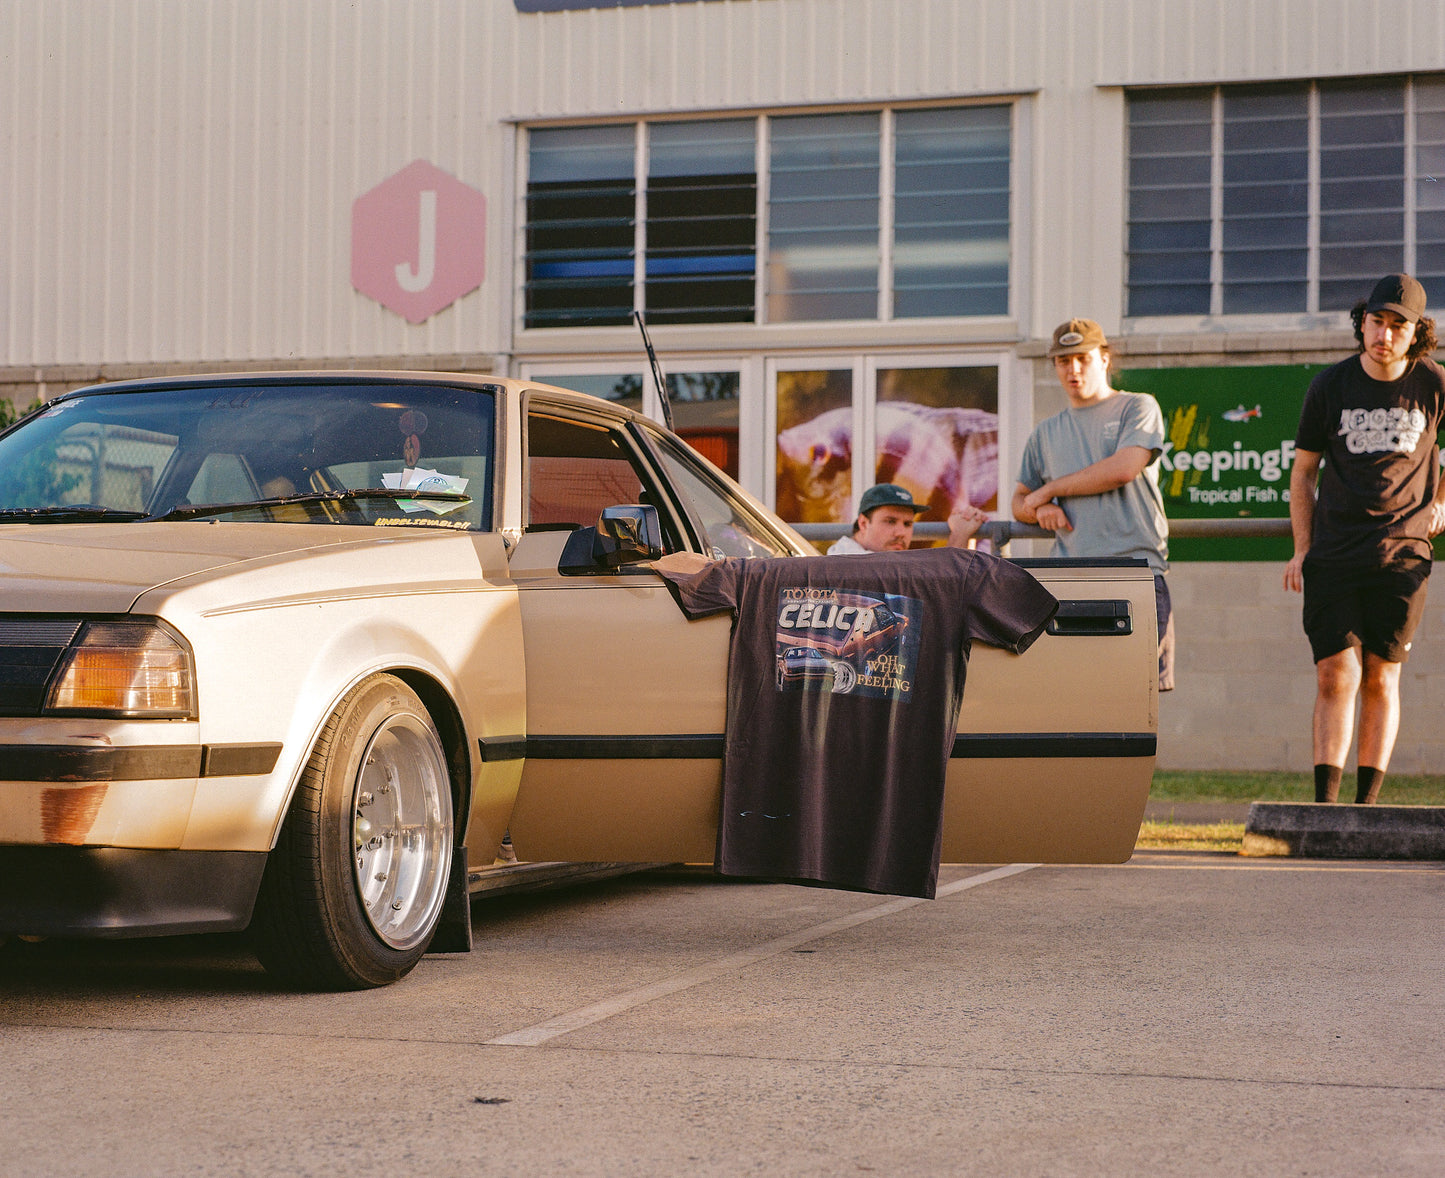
[1160,561,1445,773]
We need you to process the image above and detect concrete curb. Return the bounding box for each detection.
[1242,801,1445,859]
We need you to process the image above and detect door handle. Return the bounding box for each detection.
[1046,599,1133,636]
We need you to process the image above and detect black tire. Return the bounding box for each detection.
[251,674,454,990]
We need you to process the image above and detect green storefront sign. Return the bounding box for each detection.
[1118,364,1324,561]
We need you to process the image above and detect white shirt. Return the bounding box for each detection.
[826,534,871,555]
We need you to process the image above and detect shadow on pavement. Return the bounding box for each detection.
[0,930,275,997]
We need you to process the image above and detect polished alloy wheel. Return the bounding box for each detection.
[350,712,452,951]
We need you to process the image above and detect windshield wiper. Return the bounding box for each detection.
[0,505,150,523]
[146,488,472,522]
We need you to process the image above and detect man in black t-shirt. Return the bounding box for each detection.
[1284,273,1445,805]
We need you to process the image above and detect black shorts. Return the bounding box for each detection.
[1301,556,1431,664]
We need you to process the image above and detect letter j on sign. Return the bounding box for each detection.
[351,160,486,323]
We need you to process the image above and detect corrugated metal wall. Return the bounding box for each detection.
[3,0,504,367]
[4,0,1445,368]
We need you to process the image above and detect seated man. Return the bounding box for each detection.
[827,482,986,554]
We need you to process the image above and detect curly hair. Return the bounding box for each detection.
[1351,299,1439,360]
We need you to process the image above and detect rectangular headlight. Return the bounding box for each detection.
[46,621,197,718]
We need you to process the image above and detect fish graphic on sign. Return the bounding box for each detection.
[1221,404,1263,423]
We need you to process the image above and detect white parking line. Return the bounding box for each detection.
[484,863,1039,1047]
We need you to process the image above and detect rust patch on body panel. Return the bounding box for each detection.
[41,783,108,843]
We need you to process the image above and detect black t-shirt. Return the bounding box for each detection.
[1295,354,1445,567]
[658,549,1058,899]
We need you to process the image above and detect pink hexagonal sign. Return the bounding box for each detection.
[352,159,486,323]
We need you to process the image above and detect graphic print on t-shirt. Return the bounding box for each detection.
[774,587,921,699]
[1336,406,1427,454]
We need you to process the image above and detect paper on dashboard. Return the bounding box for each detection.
[383,467,470,514]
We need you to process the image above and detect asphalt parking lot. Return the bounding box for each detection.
[4,853,1444,1177]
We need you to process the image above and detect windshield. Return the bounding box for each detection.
[0,382,495,530]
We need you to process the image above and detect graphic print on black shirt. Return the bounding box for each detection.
[659,549,1057,899]
[775,586,920,700]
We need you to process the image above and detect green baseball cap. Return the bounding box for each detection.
[858,483,926,516]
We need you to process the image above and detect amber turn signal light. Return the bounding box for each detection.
[46,622,196,718]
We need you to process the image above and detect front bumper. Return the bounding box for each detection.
[0,739,286,850]
[0,846,268,937]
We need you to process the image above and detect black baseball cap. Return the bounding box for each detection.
[858,483,926,516]
[1365,273,1427,323]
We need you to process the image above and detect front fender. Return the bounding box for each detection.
[133,582,524,854]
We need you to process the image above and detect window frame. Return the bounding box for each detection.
[516,100,1019,336]
[520,393,691,556]
[636,423,804,559]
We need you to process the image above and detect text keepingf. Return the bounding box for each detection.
[1157,440,1295,483]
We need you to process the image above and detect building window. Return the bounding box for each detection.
[525,126,636,328]
[523,104,1012,329]
[1127,75,1445,318]
[1221,85,1309,315]
[646,121,757,324]
[894,106,1011,318]
[767,114,881,321]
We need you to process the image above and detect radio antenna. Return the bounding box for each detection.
[634,310,674,432]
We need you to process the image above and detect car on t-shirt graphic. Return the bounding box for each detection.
[836,601,909,662]
[775,644,859,693]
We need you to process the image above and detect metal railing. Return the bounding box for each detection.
[792,516,1292,556]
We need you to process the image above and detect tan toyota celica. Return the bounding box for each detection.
[0,373,1157,988]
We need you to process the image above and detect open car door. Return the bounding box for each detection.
[505,395,1155,868]
[503,400,732,863]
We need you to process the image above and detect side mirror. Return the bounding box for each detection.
[558,504,664,574]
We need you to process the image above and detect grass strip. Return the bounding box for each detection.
[1151,769,1445,806]
[1135,820,1245,853]
[1139,770,1445,853]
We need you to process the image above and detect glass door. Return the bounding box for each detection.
[767,358,864,524]
[866,357,1003,528]
[768,354,1010,535]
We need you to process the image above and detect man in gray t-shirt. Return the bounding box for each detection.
[1013,318,1173,689]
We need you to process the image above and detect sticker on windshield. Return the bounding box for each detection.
[773,588,921,700]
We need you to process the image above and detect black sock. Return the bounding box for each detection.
[1314,764,1342,804]
[1356,766,1385,805]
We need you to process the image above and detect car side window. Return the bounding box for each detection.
[525,409,685,552]
[526,411,646,527]
[644,429,795,559]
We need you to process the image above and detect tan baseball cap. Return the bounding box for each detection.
[1048,318,1108,358]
